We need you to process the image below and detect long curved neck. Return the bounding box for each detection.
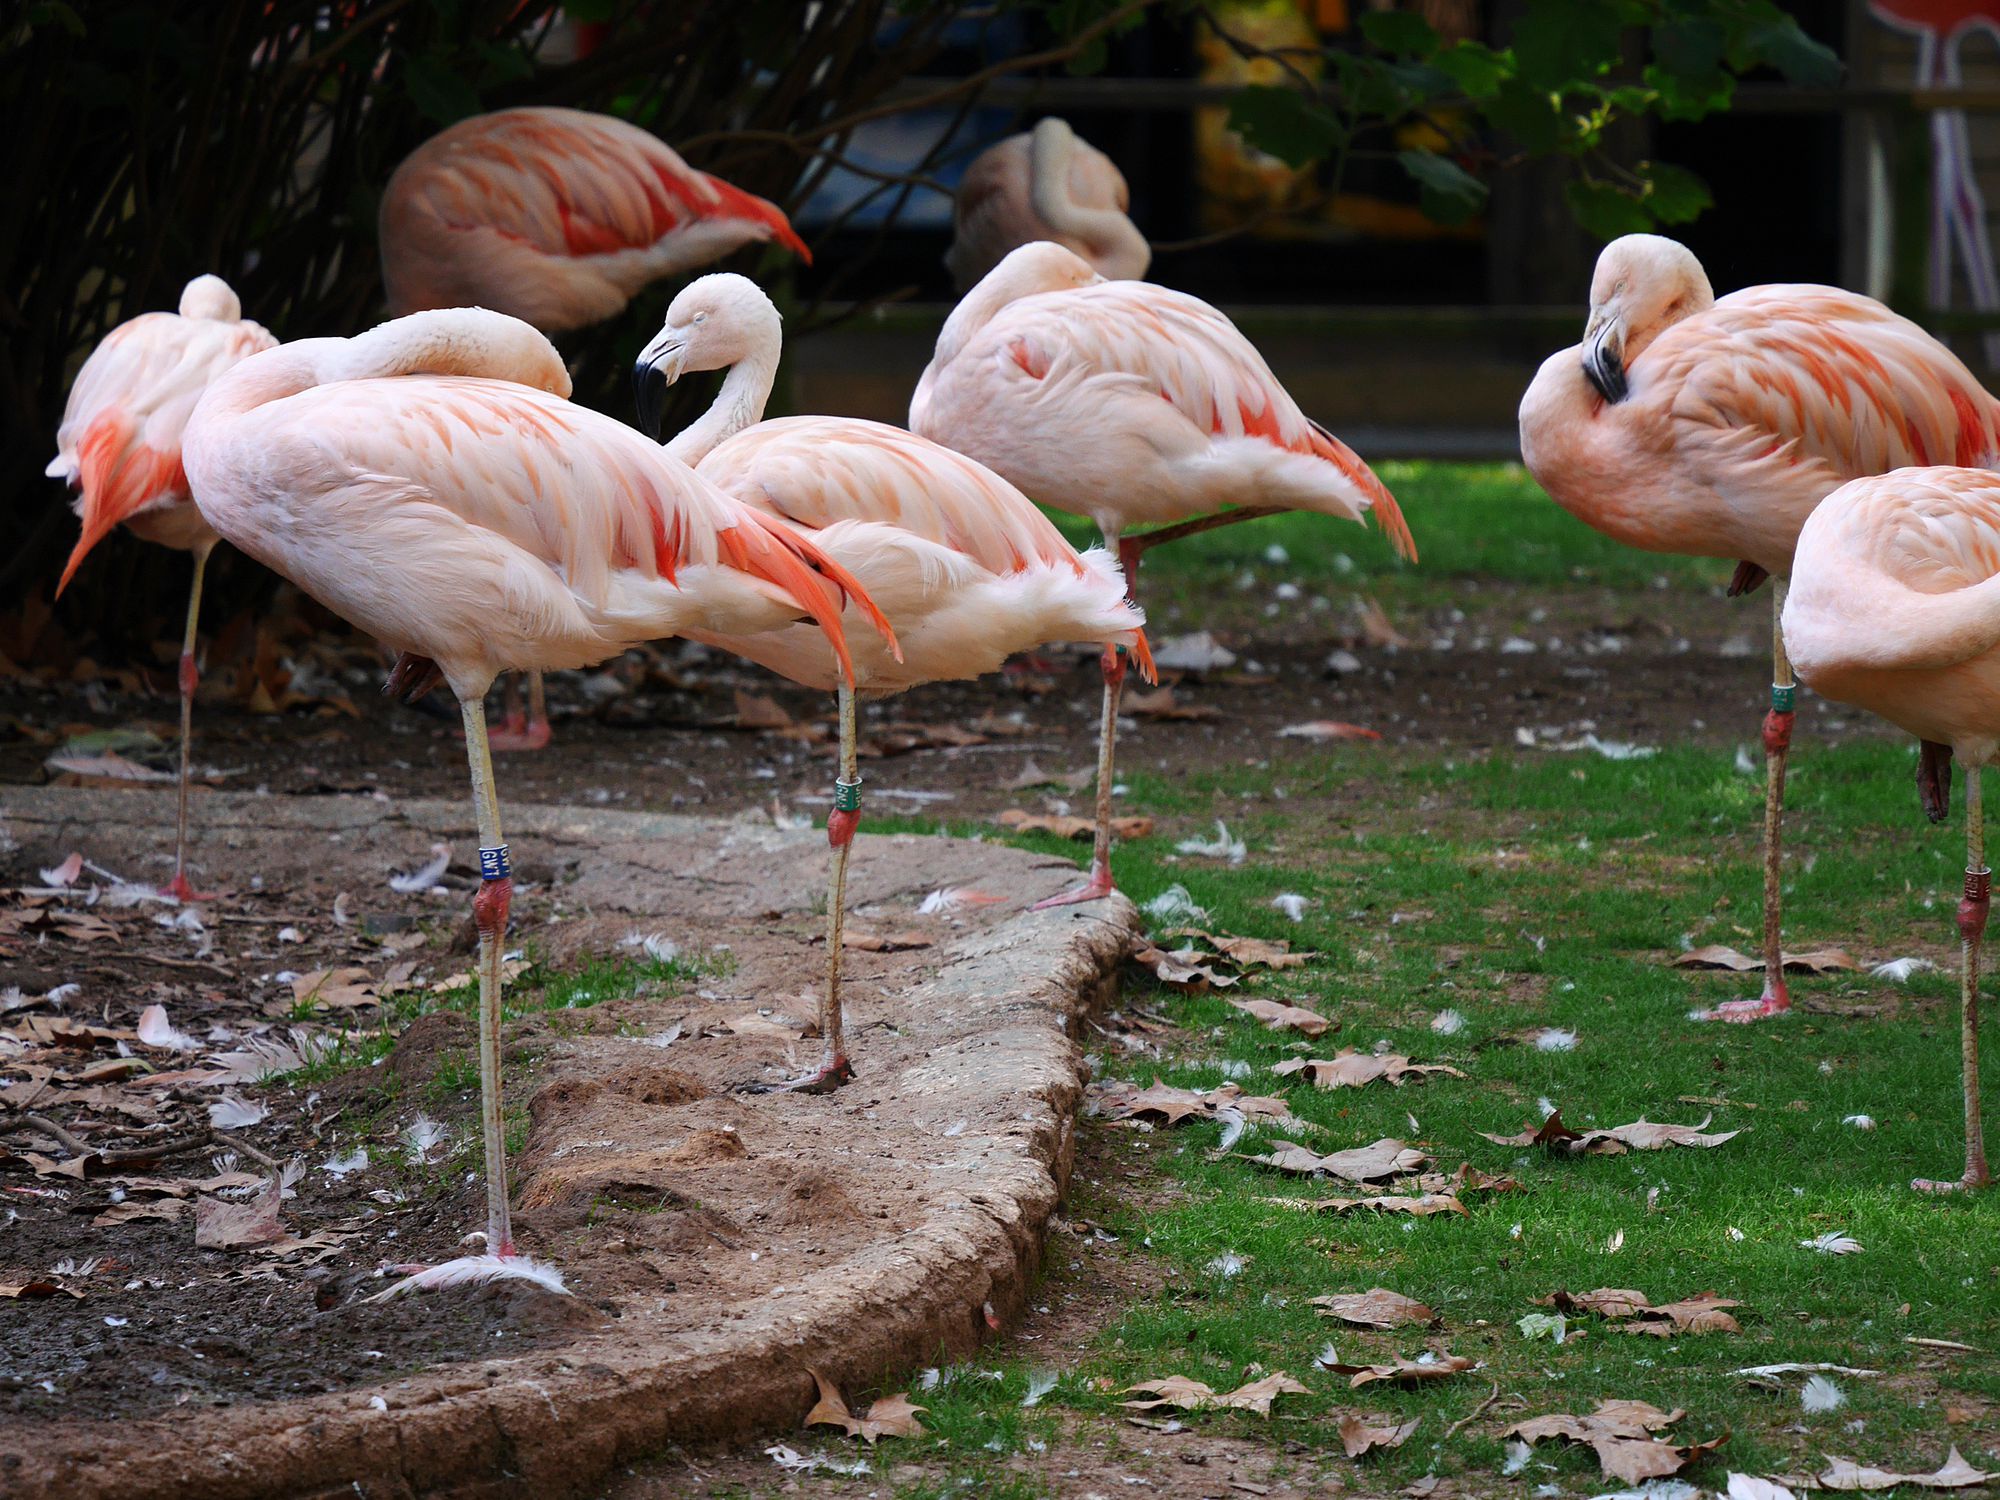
[1028,119,1131,259]
[665,331,780,466]
[329,309,569,392]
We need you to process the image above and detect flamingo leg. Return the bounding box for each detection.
[489,672,552,752]
[163,545,213,903]
[1704,582,1795,1023]
[1034,528,1138,909]
[1918,764,1993,1193]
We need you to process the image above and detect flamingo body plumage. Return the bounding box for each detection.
[946,118,1150,292]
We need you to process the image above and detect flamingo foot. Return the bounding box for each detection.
[364,1249,570,1301]
[1032,868,1118,910]
[741,1053,854,1095]
[487,715,552,752]
[163,871,220,903]
[1913,1165,1992,1194]
[1694,986,1792,1024]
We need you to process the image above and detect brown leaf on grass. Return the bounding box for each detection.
[803,1367,927,1443]
[1123,686,1221,721]
[1505,1400,1724,1487]
[1275,1051,1466,1090]
[1000,759,1093,793]
[0,905,119,943]
[1672,945,1859,974]
[1816,1448,1997,1491]
[1270,1192,1469,1218]
[289,967,382,1011]
[1339,1415,1419,1457]
[1316,1351,1473,1389]
[1120,1372,1308,1417]
[860,720,990,757]
[997,809,1154,841]
[1537,1288,1743,1336]
[1479,1110,1740,1155]
[94,1199,189,1227]
[1095,1077,1219,1126]
[1132,944,1241,991]
[839,930,933,952]
[1416,1164,1522,1196]
[1229,998,1334,1036]
[1311,1289,1438,1329]
[1237,1137,1430,1183]
[194,1177,284,1250]
[1164,930,1315,970]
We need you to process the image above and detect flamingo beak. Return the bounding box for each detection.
[1582,315,1627,404]
[632,329,686,441]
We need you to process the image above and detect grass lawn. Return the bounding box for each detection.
[770,463,2000,1498]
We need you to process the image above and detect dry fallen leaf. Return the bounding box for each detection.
[1229,998,1334,1037]
[1673,944,1858,974]
[1163,930,1315,971]
[1000,759,1093,793]
[1119,1371,1308,1417]
[1276,1051,1466,1090]
[1270,1192,1469,1218]
[1536,1287,1743,1336]
[1131,944,1241,991]
[1237,1137,1430,1183]
[1317,1350,1473,1389]
[1815,1448,1996,1492]
[0,1280,82,1299]
[1091,1078,1292,1129]
[719,1011,809,1042]
[803,1368,927,1443]
[1311,1288,1437,1329]
[1505,1400,1725,1486]
[193,1176,284,1250]
[1479,1109,1740,1155]
[1339,1414,1419,1457]
[998,808,1154,841]
[289,967,382,1011]
[839,929,933,952]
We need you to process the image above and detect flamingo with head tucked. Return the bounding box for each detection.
[946,117,1149,292]
[48,274,276,902]
[1784,464,2000,1192]
[910,241,1412,908]
[1520,233,2000,1022]
[183,306,891,1290]
[634,273,1150,1090]
[379,104,813,748]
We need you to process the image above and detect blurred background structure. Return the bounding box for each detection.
[9,0,1994,657]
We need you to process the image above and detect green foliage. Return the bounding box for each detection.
[1213,0,1842,241]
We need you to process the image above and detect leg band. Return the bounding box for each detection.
[478,844,511,881]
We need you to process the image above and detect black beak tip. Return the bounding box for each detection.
[1583,341,1628,405]
[633,360,666,441]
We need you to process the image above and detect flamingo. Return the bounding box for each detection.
[633,273,1151,1089]
[182,306,892,1289]
[908,241,1413,907]
[946,117,1150,292]
[1519,233,2000,1022]
[47,274,277,902]
[379,104,813,748]
[1783,465,2000,1192]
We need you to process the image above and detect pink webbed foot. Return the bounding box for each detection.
[1694,980,1791,1024]
[163,871,221,903]
[741,1054,854,1096]
[1912,1167,1993,1195]
[487,714,552,752]
[1032,867,1119,910]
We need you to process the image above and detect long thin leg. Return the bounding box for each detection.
[1035,528,1136,910]
[817,683,860,1085]
[489,672,551,752]
[1704,581,1795,1023]
[164,546,213,903]
[463,695,516,1253]
[1919,765,1992,1193]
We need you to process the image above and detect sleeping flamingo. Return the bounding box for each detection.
[634,273,1150,1090]
[47,274,276,902]
[909,241,1413,907]
[1520,233,2000,1022]
[1784,465,2000,1192]
[946,117,1149,292]
[379,104,812,748]
[183,307,891,1290]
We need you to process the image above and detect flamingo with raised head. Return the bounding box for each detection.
[379,104,813,748]
[47,274,277,902]
[1520,233,2000,1022]
[946,117,1149,292]
[909,241,1413,907]
[183,307,891,1290]
[1784,465,2000,1192]
[634,273,1150,1090]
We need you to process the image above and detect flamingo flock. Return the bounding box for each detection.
[45,111,2000,1297]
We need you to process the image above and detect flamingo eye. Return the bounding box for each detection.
[693,312,708,324]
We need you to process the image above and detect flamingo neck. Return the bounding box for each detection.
[1028,120,1142,271]
[329,308,570,394]
[666,338,779,466]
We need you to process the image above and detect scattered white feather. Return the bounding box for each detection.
[1735,745,1759,775]
[918,885,1002,916]
[1021,1369,1058,1408]
[43,982,80,1007]
[1870,957,1936,982]
[619,930,679,963]
[323,1148,369,1178]
[642,1022,683,1050]
[766,1446,869,1477]
[1800,1231,1862,1255]
[1502,1440,1532,1476]
[1206,1252,1246,1278]
[1725,1475,1801,1500]
[1176,820,1246,864]
[1537,1096,1558,1119]
[1801,1375,1845,1413]
[1842,1114,1876,1131]
[1534,1027,1578,1052]
[389,843,451,894]
[207,1094,268,1129]
[136,1004,199,1052]
[1143,884,1209,925]
[1270,892,1311,922]
[1430,1009,1467,1037]
[403,1115,450,1164]
[1214,1105,1249,1152]
[365,1253,568,1301]
[1605,1228,1625,1254]
[1151,631,1237,674]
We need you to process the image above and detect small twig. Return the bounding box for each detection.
[212,1131,279,1170]
[1445,1380,1501,1440]
[21,1113,91,1157]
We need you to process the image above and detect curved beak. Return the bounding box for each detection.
[1582,314,1627,404]
[632,328,686,441]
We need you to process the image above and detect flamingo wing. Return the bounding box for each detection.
[698,416,1087,578]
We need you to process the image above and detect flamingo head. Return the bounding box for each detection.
[983,240,1104,303]
[1581,234,1713,404]
[178,274,243,322]
[633,272,780,439]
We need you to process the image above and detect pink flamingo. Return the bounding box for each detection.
[946,118,1150,292]
[909,241,1413,906]
[634,273,1151,1089]
[47,274,276,902]
[379,104,813,748]
[1519,233,2000,1022]
[183,307,891,1289]
[1784,465,2000,1191]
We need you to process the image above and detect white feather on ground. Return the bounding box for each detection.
[1870,956,1937,982]
[1801,1374,1845,1413]
[389,843,452,893]
[365,1253,569,1301]
[1176,820,1247,863]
